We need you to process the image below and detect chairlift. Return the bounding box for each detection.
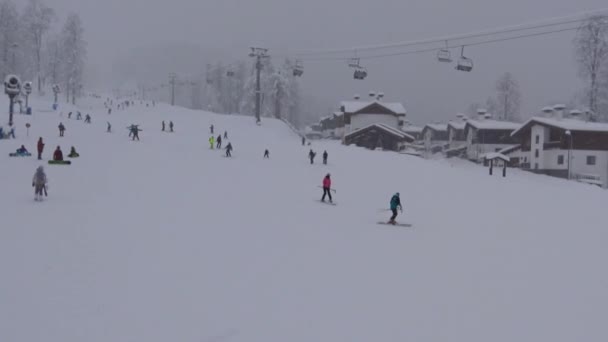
[437,41,452,63]
[348,57,361,68]
[353,67,368,80]
[455,46,473,72]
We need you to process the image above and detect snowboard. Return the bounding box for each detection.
[377,221,413,227]
[67,154,80,158]
[9,152,32,157]
[48,160,71,165]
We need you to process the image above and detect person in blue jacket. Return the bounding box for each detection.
[388,192,402,225]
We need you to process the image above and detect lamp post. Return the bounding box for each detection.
[4,75,21,127]
[565,130,572,180]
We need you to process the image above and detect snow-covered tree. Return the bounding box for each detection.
[494,72,521,121]
[0,0,21,78]
[21,0,55,93]
[44,34,63,86]
[60,13,86,104]
[574,15,608,118]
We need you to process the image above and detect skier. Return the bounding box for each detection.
[37,137,45,160]
[32,166,48,201]
[308,149,316,164]
[210,124,214,134]
[169,121,174,132]
[321,173,332,203]
[162,121,165,131]
[323,150,328,165]
[84,114,91,123]
[58,122,65,137]
[129,125,141,141]
[388,193,403,225]
[209,135,215,149]
[53,146,64,161]
[107,122,112,133]
[225,142,233,157]
[224,131,228,139]
[68,146,80,158]
[264,149,270,158]
[216,134,222,149]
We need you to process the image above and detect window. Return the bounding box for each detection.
[557,155,564,165]
[587,155,596,165]
[535,149,539,158]
[535,135,540,144]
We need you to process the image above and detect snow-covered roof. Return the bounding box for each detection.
[498,145,521,155]
[466,119,520,130]
[511,116,608,136]
[340,100,406,115]
[483,152,510,162]
[447,121,466,130]
[345,123,414,141]
[423,123,448,132]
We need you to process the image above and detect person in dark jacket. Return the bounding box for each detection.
[388,193,403,225]
[169,121,174,132]
[53,146,64,161]
[210,124,214,134]
[216,135,222,149]
[58,123,65,137]
[37,137,45,160]
[225,142,233,157]
[161,121,166,131]
[68,146,79,158]
[264,149,270,158]
[308,149,316,164]
[323,150,328,165]
[223,131,228,139]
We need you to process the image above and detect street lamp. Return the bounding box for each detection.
[4,74,21,127]
[565,130,573,180]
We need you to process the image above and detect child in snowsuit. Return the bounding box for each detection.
[216,135,222,149]
[308,149,316,164]
[321,174,332,203]
[323,151,328,165]
[209,136,215,149]
[225,143,233,157]
[37,137,45,160]
[58,123,65,137]
[53,146,64,161]
[32,166,48,201]
[388,193,403,225]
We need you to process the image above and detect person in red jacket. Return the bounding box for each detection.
[321,173,332,203]
[53,146,63,161]
[37,137,45,160]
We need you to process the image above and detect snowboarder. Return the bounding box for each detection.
[388,193,403,225]
[53,146,64,161]
[209,135,215,149]
[68,146,80,158]
[264,149,270,158]
[224,131,228,139]
[58,123,65,137]
[162,121,165,131]
[308,149,316,164]
[216,134,222,149]
[107,122,112,133]
[169,121,174,132]
[15,145,29,155]
[84,114,91,123]
[210,124,214,134]
[32,166,48,201]
[37,137,45,160]
[321,173,332,203]
[323,150,328,165]
[225,142,233,157]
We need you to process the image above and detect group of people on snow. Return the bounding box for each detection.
[161,121,174,132]
[308,149,329,165]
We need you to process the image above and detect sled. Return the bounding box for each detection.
[48,160,71,165]
[9,152,32,157]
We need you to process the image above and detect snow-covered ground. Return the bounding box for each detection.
[1,94,607,342]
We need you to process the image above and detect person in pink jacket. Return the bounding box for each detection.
[321,173,332,203]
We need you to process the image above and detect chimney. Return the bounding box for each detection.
[541,106,554,117]
[553,104,566,120]
[477,108,487,120]
[569,109,582,120]
[353,94,360,100]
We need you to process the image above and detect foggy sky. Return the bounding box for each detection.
[40,0,607,124]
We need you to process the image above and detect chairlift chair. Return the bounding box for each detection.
[455,46,473,72]
[353,67,368,80]
[437,41,452,63]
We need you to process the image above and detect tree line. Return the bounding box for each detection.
[0,0,86,103]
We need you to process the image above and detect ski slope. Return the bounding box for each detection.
[1,94,607,342]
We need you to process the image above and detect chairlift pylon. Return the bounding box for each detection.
[437,40,452,63]
[455,46,473,72]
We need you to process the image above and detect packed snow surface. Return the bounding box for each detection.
[1,95,607,342]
